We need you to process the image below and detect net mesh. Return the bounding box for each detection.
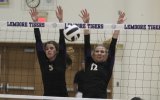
[114,29,160,100]
[0,22,160,100]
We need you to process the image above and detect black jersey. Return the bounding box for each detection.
[34,28,68,97]
[74,70,85,93]
[83,35,117,98]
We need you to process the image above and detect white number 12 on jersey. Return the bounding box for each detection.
[90,63,98,71]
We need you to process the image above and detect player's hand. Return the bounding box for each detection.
[56,6,63,23]
[29,8,38,22]
[117,11,126,24]
[79,9,90,23]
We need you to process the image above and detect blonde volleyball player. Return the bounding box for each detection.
[29,6,72,97]
[79,9,125,98]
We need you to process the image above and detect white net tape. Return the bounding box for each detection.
[0,94,119,100]
[1,21,160,30]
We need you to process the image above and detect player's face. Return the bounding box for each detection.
[93,46,107,62]
[45,43,57,61]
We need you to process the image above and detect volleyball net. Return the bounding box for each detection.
[0,94,121,100]
[0,21,160,100]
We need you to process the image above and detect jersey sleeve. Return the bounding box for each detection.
[58,29,67,67]
[34,28,44,52]
[84,34,91,61]
[34,28,47,74]
[107,38,117,70]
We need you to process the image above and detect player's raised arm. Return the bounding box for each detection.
[112,10,125,39]
[79,9,91,59]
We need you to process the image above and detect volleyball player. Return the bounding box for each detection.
[79,9,125,98]
[29,6,71,97]
[73,61,85,98]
